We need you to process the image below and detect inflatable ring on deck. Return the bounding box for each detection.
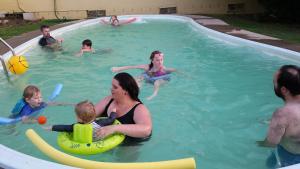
[57,120,125,155]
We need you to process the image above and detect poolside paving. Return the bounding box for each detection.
[187,15,300,52]
[1,16,300,56]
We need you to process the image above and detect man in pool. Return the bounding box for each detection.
[38,25,63,49]
[257,65,300,167]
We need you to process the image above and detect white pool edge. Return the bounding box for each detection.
[1,15,300,169]
[0,144,78,169]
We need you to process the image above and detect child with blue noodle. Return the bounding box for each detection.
[11,85,68,123]
[43,100,116,141]
[11,85,48,122]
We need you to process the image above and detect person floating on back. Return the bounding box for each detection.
[100,15,137,27]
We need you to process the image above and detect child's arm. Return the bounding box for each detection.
[46,101,75,106]
[22,116,37,123]
[94,112,117,126]
[75,50,84,57]
[111,64,148,73]
[43,124,74,132]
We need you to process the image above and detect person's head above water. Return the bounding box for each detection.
[110,15,119,26]
[23,85,43,108]
[274,65,300,100]
[75,100,96,124]
[40,25,51,37]
[112,72,140,102]
[82,39,92,49]
[149,50,164,70]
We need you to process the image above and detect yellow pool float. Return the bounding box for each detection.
[57,120,125,155]
[26,129,196,169]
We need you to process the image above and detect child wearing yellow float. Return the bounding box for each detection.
[43,100,116,141]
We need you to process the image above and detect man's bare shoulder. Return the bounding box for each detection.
[275,104,300,120]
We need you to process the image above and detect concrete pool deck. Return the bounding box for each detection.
[1,15,300,56]
[186,15,300,53]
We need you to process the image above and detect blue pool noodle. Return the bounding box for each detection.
[0,83,63,125]
[48,84,63,101]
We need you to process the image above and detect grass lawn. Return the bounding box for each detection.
[211,15,300,44]
[0,19,72,39]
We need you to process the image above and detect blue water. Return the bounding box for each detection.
[0,18,297,169]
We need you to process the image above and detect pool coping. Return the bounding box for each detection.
[0,145,79,169]
[0,15,300,169]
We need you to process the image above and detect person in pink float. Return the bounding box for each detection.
[100,15,137,27]
[111,50,176,100]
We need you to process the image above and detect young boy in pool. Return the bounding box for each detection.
[11,85,47,122]
[76,39,95,56]
[11,85,71,123]
[43,100,116,141]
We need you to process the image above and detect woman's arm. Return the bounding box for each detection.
[94,95,113,117]
[111,64,149,73]
[96,104,152,138]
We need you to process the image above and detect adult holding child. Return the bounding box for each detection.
[111,50,176,100]
[95,72,152,140]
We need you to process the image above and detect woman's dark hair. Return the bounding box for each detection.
[114,72,141,102]
[278,65,300,96]
[148,50,162,70]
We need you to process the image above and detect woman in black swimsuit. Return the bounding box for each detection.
[95,72,152,139]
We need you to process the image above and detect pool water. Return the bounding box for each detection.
[0,18,298,169]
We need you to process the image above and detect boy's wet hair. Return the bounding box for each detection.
[75,100,96,123]
[40,25,49,31]
[278,65,300,96]
[82,39,92,47]
[23,85,40,99]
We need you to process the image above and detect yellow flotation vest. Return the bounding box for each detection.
[73,124,93,143]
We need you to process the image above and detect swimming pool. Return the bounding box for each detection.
[1,15,300,169]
